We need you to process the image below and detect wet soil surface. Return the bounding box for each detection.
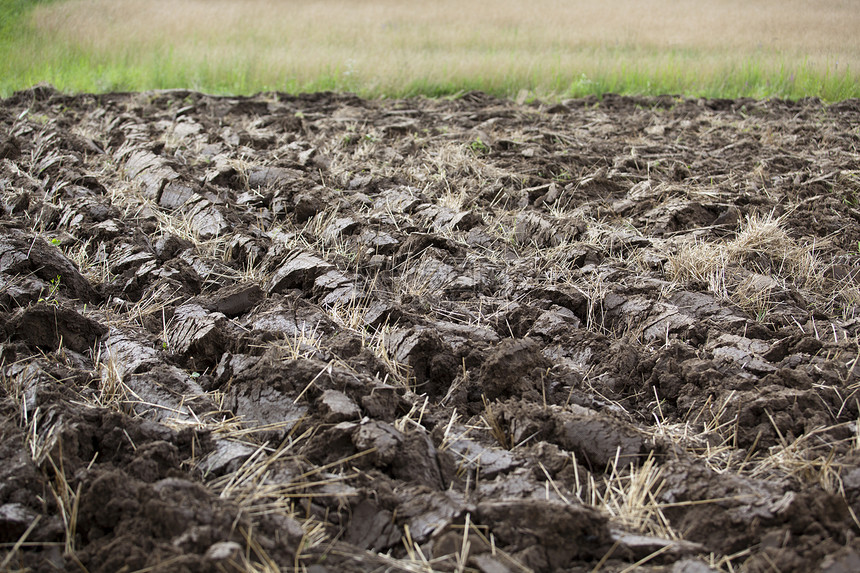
[1,86,860,572]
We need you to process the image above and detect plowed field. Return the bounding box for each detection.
[1,87,860,572]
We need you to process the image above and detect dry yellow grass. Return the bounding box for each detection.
[666,211,843,321]
[36,0,859,56]
[12,0,860,97]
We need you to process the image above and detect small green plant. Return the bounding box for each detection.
[50,237,62,246]
[469,137,489,154]
[553,170,573,182]
[38,275,62,305]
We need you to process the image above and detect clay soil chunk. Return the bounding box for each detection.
[478,338,550,401]
[268,250,334,294]
[5,304,107,353]
[102,326,162,378]
[168,302,234,366]
[0,228,99,304]
[555,410,646,469]
[201,282,264,317]
[476,500,611,570]
[344,500,402,551]
[318,389,361,423]
[123,149,179,199]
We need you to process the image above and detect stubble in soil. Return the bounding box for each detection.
[1,87,860,572]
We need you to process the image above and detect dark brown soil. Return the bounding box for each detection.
[2,86,860,572]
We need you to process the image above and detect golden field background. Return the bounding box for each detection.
[4,0,859,98]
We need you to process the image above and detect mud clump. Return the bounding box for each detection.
[1,87,859,571]
[477,337,550,401]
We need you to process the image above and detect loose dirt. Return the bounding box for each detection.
[1,86,859,572]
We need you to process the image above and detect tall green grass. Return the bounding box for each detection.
[1,0,857,100]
